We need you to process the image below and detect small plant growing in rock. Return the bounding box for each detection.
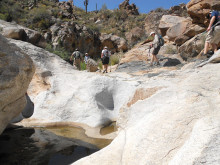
[165,45,177,54]
[110,54,120,65]
[80,61,87,70]
[97,59,103,70]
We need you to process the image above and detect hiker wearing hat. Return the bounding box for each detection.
[203,10,220,56]
[149,32,160,66]
[101,46,111,73]
[84,53,90,64]
[70,48,83,70]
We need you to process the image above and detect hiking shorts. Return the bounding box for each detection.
[152,45,161,55]
[74,58,81,70]
[206,26,220,44]
[102,56,109,65]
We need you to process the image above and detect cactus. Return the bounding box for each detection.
[84,0,88,13]
[69,0,73,6]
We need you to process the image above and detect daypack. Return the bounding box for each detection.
[74,51,81,59]
[158,34,164,46]
[103,49,109,57]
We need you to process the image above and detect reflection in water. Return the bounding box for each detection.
[49,146,97,165]
[0,125,113,165]
[100,122,118,136]
[45,126,112,149]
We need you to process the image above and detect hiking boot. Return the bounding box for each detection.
[156,62,160,66]
[149,62,153,67]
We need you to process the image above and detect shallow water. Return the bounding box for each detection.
[0,125,113,165]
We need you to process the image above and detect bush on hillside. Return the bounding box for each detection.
[46,44,71,61]
[28,6,53,30]
[0,0,24,22]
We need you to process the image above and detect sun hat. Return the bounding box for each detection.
[104,46,108,49]
[150,32,155,36]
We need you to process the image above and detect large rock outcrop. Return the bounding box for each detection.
[119,0,139,15]
[0,20,47,48]
[73,51,220,165]
[8,31,220,164]
[0,34,35,134]
[187,0,220,25]
[100,33,128,53]
[159,15,188,36]
[145,9,168,34]
[179,33,206,60]
[10,39,136,128]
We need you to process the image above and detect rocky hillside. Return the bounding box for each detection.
[0,0,191,61]
[0,0,148,59]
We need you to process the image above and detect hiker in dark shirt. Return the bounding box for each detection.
[203,10,220,56]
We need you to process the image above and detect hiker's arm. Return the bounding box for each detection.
[141,39,151,45]
[207,16,216,31]
[70,53,74,61]
[101,50,104,58]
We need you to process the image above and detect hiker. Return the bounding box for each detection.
[101,46,111,73]
[70,48,83,70]
[203,10,220,56]
[149,32,161,66]
[84,53,90,64]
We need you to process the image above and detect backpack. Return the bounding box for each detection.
[74,51,81,59]
[158,34,164,46]
[103,49,109,57]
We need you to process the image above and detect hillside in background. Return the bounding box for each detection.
[0,0,148,58]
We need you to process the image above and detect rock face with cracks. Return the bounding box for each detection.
[10,39,138,128]
[5,34,220,164]
[73,51,220,164]
[0,34,35,135]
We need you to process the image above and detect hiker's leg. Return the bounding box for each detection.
[154,54,159,62]
[204,30,213,54]
[211,43,218,52]
[211,26,220,53]
[204,42,210,54]
[150,55,154,65]
[106,64,108,72]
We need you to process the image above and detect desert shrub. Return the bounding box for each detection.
[165,45,178,54]
[28,7,52,30]
[154,7,166,13]
[87,24,100,33]
[0,0,24,22]
[97,59,103,70]
[46,44,70,61]
[80,61,87,70]
[101,4,108,11]
[110,54,120,65]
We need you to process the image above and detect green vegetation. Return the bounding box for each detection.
[46,44,71,61]
[110,53,123,65]
[80,61,87,70]
[165,45,178,54]
[97,59,103,70]
[27,6,53,30]
[0,0,147,62]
